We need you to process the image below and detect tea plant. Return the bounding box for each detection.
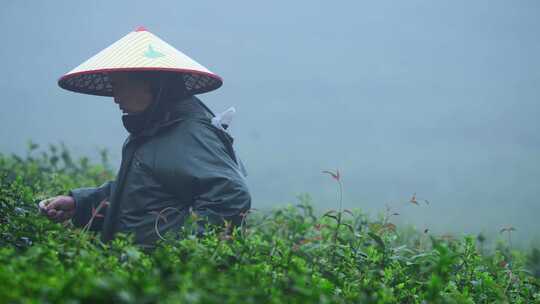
[0,144,539,303]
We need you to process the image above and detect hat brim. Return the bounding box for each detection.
[58,67,223,97]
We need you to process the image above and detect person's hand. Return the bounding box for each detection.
[39,195,75,223]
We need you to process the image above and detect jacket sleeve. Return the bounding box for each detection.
[69,180,114,231]
[157,120,252,233]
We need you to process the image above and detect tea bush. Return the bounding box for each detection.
[1,142,539,303]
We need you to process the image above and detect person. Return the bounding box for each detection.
[39,27,251,250]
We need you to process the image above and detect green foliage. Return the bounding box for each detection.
[1,143,539,303]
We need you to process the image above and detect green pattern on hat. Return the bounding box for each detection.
[144,45,165,59]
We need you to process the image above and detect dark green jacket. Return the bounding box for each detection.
[69,96,251,249]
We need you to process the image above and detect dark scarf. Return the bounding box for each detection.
[121,98,173,135]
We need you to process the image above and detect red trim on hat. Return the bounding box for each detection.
[135,26,148,32]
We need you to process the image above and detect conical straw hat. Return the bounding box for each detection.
[58,26,222,96]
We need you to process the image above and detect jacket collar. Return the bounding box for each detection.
[135,95,213,138]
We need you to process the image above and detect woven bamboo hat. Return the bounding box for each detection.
[58,26,222,96]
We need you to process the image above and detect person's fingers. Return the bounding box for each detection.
[46,198,64,210]
[45,207,74,222]
[59,210,75,222]
[40,196,75,222]
[54,210,65,222]
[45,197,61,210]
[47,208,57,219]
[39,204,48,215]
[38,198,52,214]
[46,196,74,211]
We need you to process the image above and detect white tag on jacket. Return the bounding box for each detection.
[211,106,236,133]
[210,106,248,177]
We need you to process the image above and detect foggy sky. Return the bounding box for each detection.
[1,1,539,246]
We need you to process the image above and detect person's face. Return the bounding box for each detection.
[110,72,153,114]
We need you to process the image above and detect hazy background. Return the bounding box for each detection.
[1,1,539,246]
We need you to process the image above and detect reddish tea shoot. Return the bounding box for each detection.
[82,199,109,233]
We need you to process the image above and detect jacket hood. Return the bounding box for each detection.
[122,95,213,136]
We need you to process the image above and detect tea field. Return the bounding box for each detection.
[1,143,539,303]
